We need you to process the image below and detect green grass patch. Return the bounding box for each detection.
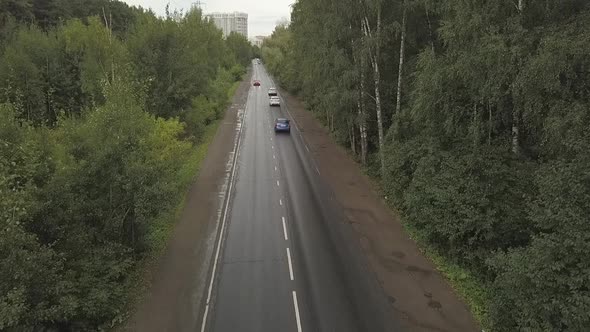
[227,80,241,99]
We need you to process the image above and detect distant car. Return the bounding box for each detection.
[274,118,291,133]
[268,88,277,96]
[269,96,280,107]
[253,80,261,86]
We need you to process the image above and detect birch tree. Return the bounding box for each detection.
[394,0,407,117]
[361,0,385,177]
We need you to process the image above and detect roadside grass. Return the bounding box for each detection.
[228,80,241,99]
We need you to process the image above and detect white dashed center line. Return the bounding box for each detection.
[292,291,303,332]
[277,180,280,187]
[286,248,294,280]
[282,217,288,240]
[279,198,283,206]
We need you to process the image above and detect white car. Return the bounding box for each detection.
[269,96,280,107]
[268,88,278,96]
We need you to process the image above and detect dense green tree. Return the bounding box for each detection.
[263,0,590,330]
[0,3,250,329]
[0,104,66,330]
[226,32,254,67]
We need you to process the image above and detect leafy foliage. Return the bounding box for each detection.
[0,2,251,330]
[264,0,590,330]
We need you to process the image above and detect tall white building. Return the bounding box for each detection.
[205,12,248,38]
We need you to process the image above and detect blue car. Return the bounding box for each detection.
[274,118,291,133]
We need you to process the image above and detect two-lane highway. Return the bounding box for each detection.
[202,61,395,332]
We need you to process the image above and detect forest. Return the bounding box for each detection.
[262,0,590,330]
[0,0,254,330]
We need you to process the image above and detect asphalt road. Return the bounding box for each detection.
[204,61,397,332]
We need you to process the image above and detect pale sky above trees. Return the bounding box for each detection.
[121,0,293,36]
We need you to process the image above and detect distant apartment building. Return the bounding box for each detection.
[249,36,268,48]
[205,12,248,38]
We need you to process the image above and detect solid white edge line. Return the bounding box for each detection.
[286,248,294,280]
[200,305,209,332]
[292,291,303,332]
[315,166,320,175]
[282,217,289,241]
[201,81,249,332]
[305,144,309,152]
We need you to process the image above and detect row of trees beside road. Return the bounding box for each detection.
[262,0,590,330]
[0,0,255,330]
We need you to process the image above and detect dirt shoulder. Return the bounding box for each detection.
[282,91,480,332]
[123,70,251,332]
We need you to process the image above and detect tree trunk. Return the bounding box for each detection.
[395,1,407,118]
[373,59,385,177]
[374,5,385,177]
[362,4,385,176]
[472,102,479,148]
[425,4,435,52]
[488,101,492,145]
[511,109,520,154]
[359,64,368,166]
[512,0,524,154]
[356,19,368,166]
[46,56,51,122]
[351,121,357,156]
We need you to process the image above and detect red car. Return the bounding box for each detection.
[253,80,261,86]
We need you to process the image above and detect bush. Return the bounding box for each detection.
[0,80,194,329]
[489,157,590,331]
[402,146,533,271]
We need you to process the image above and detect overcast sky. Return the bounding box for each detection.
[120,0,294,37]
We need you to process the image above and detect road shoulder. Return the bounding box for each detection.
[123,69,252,332]
[281,90,481,332]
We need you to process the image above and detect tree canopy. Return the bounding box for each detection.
[262,0,590,330]
[0,1,254,329]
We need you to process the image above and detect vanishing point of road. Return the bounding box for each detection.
[201,62,397,332]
